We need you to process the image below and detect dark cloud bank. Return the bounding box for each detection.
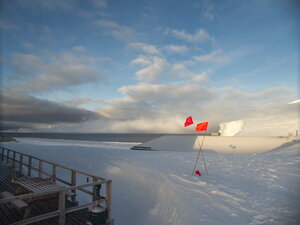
[0,89,100,131]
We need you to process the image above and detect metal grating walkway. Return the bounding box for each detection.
[0,161,91,225]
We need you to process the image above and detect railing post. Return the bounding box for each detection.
[52,164,57,182]
[6,149,9,164]
[38,160,43,177]
[1,148,4,161]
[19,154,23,175]
[71,170,76,202]
[58,191,66,225]
[92,176,97,201]
[12,151,16,168]
[106,180,112,222]
[28,156,32,177]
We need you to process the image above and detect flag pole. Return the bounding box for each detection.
[192,136,208,176]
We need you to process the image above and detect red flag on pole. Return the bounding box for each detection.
[184,116,194,127]
[196,122,208,131]
[195,170,202,176]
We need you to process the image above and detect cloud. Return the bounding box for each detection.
[0,20,19,30]
[192,71,210,82]
[199,0,215,20]
[22,42,35,50]
[92,0,107,9]
[87,84,296,134]
[132,56,167,82]
[94,19,136,42]
[166,28,213,43]
[0,88,101,131]
[164,45,189,54]
[130,55,152,66]
[7,51,105,93]
[10,53,43,77]
[193,47,261,65]
[72,46,86,52]
[16,0,75,11]
[97,83,215,122]
[131,56,209,82]
[193,49,223,63]
[128,42,160,54]
[64,97,105,106]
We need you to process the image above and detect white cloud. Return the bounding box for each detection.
[193,49,223,63]
[164,45,189,54]
[192,71,209,82]
[17,0,75,11]
[199,0,215,20]
[131,56,209,82]
[128,42,160,54]
[72,46,86,52]
[92,85,295,133]
[170,63,195,78]
[194,47,261,65]
[130,55,152,66]
[92,0,107,8]
[133,56,167,82]
[97,82,215,121]
[8,51,105,93]
[94,19,136,42]
[166,28,212,43]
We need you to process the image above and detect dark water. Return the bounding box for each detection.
[0,132,169,143]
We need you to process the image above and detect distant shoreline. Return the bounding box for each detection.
[0,132,207,143]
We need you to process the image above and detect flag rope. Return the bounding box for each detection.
[192,136,208,176]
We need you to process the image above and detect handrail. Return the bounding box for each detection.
[1,147,105,180]
[0,180,110,203]
[0,147,113,225]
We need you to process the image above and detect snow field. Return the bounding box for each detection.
[1,138,299,225]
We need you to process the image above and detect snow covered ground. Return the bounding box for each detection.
[1,138,300,225]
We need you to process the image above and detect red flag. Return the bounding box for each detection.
[195,170,202,176]
[196,122,208,131]
[184,116,194,127]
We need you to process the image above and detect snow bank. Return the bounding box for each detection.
[219,120,245,136]
[139,135,295,154]
[1,138,299,225]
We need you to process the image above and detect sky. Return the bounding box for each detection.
[0,0,299,133]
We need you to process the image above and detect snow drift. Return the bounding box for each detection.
[139,135,296,154]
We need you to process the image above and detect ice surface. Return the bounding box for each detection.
[1,138,299,225]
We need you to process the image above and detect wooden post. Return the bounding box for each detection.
[28,157,32,177]
[38,160,43,177]
[19,154,23,175]
[1,148,4,161]
[12,151,16,168]
[71,170,76,202]
[92,177,97,201]
[58,191,66,225]
[52,164,57,182]
[106,180,112,222]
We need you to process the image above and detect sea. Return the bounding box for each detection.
[0,132,187,143]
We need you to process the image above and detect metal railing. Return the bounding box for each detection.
[0,147,113,225]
